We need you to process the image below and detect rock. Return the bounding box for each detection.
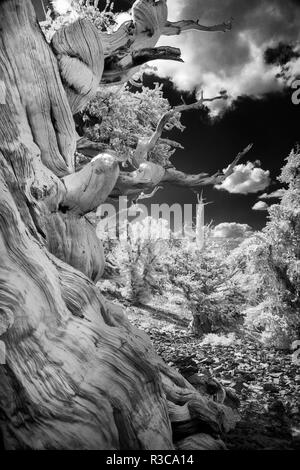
[270,372,282,378]
[268,400,286,416]
[233,379,245,393]
[264,383,279,393]
[173,356,199,378]
[188,374,221,397]
[239,372,256,382]
[224,387,241,409]
[199,357,214,366]
[290,406,299,416]
[270,366,282,373]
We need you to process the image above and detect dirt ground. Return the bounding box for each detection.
[124,300,300,450]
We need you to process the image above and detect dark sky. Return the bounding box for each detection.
[140,76,300,230]
[34,0,300,230]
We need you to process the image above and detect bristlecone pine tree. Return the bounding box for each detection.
[0,0,241,450]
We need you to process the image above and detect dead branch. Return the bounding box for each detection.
[132,91,228,167]
[162,18,233,36]
[162,144,253,189]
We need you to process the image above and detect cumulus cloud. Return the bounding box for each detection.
[215,162,271,194]
[252,201,269,211]
[150,0,300,111]
[286,54,300,83]
[212,222,252,239]
[259,189,285,199]
[52,0,72,15]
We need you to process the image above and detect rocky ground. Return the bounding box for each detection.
[125,302,300,450]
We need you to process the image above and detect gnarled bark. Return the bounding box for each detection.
[61,153,120,214]
[98,0,231,84]
[51,18,104,114]
[50,0,232,86]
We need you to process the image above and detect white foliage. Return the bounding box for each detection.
[200,333,238,347]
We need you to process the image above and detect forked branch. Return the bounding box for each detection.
[132,91,228,167]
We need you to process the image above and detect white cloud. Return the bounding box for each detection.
[215,162,271,194]
[287,57,300,80]
[155,32,281,113]
[259,189,285,199]
[212,222,252,239]
[252,201,269,211]
[147,0,300,111]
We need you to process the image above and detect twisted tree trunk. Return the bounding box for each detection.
[0,0,238,450]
